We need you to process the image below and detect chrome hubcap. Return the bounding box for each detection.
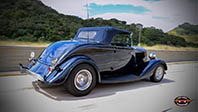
[74,69,92,91]
[155,66,164,80]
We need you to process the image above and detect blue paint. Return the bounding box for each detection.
[39,41,82,65]
[24,27,167,86]
[140,59,167,79]
[46,56,100,84]
[29,61,50,78]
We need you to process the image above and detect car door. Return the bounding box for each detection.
[110,34,134,71]
[83,45,133,72]
[95,45,118,71]
[73,44,117,72]
[110,45,133,71]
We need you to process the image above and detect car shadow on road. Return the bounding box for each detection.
[32,78,174,101]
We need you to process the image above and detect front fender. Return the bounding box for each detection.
[46,56,101,84]
[140,59,167,79]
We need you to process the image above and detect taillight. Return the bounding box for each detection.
[49,58,58,72]
[27,58,30,62]
[48,67,52,71]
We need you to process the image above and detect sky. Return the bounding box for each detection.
[41,0,198,32]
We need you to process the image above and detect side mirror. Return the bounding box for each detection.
[30,51,35,60]
[149,53,156,59]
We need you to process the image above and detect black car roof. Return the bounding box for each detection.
[74,27,131,45]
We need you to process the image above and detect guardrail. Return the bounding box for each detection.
[0,46,198,72]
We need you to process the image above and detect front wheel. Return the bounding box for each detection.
[64,64,97,96]
[150,64,165,82]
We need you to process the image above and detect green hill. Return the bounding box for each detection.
[0,0,197,47]
[168,23,198,44]
[0,0,84,41]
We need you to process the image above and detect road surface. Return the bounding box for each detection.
[0,63,197,112]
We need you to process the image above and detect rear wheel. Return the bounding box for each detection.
[150,64,165,82]
[64,64,97,96]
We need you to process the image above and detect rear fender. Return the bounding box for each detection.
[46,56,101,84]
[140,59,167,79]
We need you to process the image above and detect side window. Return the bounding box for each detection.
[111,34,131,47]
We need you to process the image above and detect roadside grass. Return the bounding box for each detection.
[141,44,198,51]
[0,40,198,51]
[0,40,52,47]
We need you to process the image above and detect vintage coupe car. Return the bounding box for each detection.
[20,27,167,96]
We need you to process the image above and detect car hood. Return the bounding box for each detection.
[39,40,83,65]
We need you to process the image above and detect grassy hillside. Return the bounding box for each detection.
[0,0,84,42]
[168,23,198,44]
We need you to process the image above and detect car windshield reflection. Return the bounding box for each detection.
[74,31,98,42]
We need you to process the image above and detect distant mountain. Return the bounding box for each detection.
[168,23,198,44]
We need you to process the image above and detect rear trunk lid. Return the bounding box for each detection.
[29,40,82,78]
[38,41,81,65]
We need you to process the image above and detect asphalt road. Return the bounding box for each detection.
[0,63,197,112]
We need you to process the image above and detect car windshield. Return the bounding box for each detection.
[75,31,98,42]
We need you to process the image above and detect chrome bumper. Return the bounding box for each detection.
[19,64,44,81]
[26,70,44,81]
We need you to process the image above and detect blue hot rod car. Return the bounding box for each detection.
[20,27,167,96]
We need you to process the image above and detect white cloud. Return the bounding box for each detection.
[40,0,197,32]
[93,13,174,32]
[41,0,87,18]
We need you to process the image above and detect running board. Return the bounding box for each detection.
[101,74,140,84]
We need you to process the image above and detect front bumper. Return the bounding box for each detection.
[19,64,44,81]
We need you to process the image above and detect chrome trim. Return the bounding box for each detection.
[74,69,92,91]
[155,66,164,80]
[27,70,44,81]
[149,53,156,59]
[46,70,52,78]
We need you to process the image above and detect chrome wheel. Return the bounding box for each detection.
[155,66,164,80]
[74,69,92,91]
[64,64,96,96]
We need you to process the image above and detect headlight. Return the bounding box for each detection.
[149,53,156,59]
